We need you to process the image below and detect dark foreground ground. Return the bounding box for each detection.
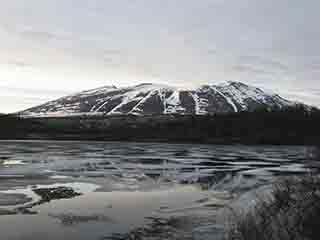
[227,175,320,240]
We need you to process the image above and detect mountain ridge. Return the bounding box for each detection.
[21,81,297,117]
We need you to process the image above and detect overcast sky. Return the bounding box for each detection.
[1,0,319,113]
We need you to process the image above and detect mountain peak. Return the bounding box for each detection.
[133,83,176,90]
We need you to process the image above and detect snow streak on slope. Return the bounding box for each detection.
[210,86,238,112]
[164,90,185,114]
[21,81,296,117]
[106,84,159,115]
[189,92,209,115]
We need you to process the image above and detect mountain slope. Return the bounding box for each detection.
[21,81,294,117]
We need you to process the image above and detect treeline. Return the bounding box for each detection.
[0,114,44,139]
[0,105,320,145]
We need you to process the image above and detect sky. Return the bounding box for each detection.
[0,0,320,113]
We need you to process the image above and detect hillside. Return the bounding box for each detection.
[21,81,294,117]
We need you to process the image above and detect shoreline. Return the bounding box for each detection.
[0,138,316,146]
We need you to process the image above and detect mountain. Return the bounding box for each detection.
[21,81,295,117]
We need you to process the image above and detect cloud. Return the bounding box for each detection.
[231,64,273,75]
[102,49,126,56]
[207,49,217,55]
[21,30,57,41]
[1,0,320,109]
[100,49,131,68]
[0,86,70,100]
[238,55,289,72]
[305,63,320,72]
[102,60,122,68]
[102,49,128,60]
[6,60,32,68]
[17,25,73,44]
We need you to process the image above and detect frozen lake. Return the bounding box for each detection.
[0,141,317,240]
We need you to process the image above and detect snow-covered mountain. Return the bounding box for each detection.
[21,81,294,117]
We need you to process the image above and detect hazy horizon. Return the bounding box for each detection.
[1,0,320,113]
